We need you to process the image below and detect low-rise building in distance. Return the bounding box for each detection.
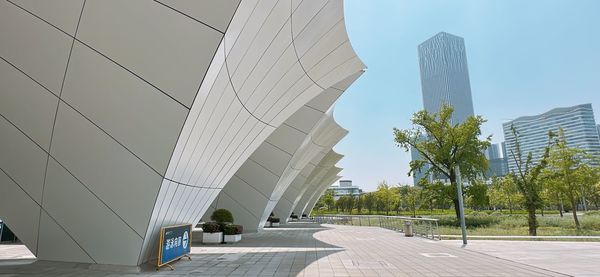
[329,180,362,200]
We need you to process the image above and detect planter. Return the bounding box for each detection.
[202,232,223,244]
[224,234,242,243]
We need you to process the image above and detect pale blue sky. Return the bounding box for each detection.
[333,0,600,192]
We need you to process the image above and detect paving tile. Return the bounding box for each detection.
[0,222,577,276]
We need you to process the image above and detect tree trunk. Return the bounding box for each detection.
[450,173,461,219]
[560,200,565,217]
[527,206,537,236]
[581,188,588,212]
[430,201,434,215]
[571,199,581,229]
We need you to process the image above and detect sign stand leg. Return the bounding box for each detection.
[156,263,174,271]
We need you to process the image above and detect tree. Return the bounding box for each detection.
[466,179,490,210]
[399,185,421,217]
[540,172,566,217]
[336,196,347,213]
[356,195,364,214]
[363,192,375,214]
[544,129,597,229]
[319,190,335,212]
[346,196,355,214]
[419,180,446,213]
[394,104,491,219]
[508,126,555,236]
[375,181,397,215]
[590,177,600,210]
[489,176,522,214]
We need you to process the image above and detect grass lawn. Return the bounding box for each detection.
[435,213,600,237]
[313,209,600,237]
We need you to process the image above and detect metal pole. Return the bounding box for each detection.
[455,166,467,245]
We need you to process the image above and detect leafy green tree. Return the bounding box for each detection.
[419,180,443,213]
[578,165,599,211]
[540,172,566,217]
[489,176,521,214]
[508,126,555,236]
[346,196,355,214]
[363,192,375,214]
[318,190,335,212]
[394,104,491,219]
[375,181,397,215]
[336,196,347,213]
[356,195,364,214]
[466,179,490,210]
[544,129,597,228]
[399,185,421,217]
[590,178,600,210]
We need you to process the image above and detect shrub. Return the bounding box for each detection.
[584,210,600,217]
[223,224,243,235]
[490,211,503,217]
[202,222,221,233]
[469,211,488,217]
[270,217,281,223]
[435,215,499,228]
[581,216,600,230]
[496,216,527,229]
[211,209,234,224]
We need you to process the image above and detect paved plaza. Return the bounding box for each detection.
[0,222,593,276]
[439,240,600,277]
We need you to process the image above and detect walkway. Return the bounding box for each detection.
[439,240,600,277]
[0,222,570,276]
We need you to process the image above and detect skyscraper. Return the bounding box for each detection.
[418,32,475,124]
[412,32,475,185]
[503,103,600,173]
[485,143,508,178]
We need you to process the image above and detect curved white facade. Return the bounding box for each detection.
[0,0,363,266]
[273,150,344,218]
[207,102,351,232]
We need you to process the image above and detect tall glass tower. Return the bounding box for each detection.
[412,32,475,185]
[418,32,475,123]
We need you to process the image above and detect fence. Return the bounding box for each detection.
[313,215,440,240]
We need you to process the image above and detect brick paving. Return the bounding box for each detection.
[0,222,569,276]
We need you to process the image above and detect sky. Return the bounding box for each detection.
[333,0,600,192]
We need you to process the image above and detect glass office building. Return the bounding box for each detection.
[503,103,600,173]
[328,180,362,200]
[412,32,475,184]
[485,144,508,178]
[418,32,475,124]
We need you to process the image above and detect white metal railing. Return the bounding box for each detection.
[313,214,440,240]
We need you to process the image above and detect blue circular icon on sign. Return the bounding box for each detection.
[182,231,189,249]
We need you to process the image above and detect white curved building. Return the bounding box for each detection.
[0,0,364,266]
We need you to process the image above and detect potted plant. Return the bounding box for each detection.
[211,209,234,228]
[290,212,298,221]
[270,217,281,227]
[201,222,222,244]
[223,224,243,243]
